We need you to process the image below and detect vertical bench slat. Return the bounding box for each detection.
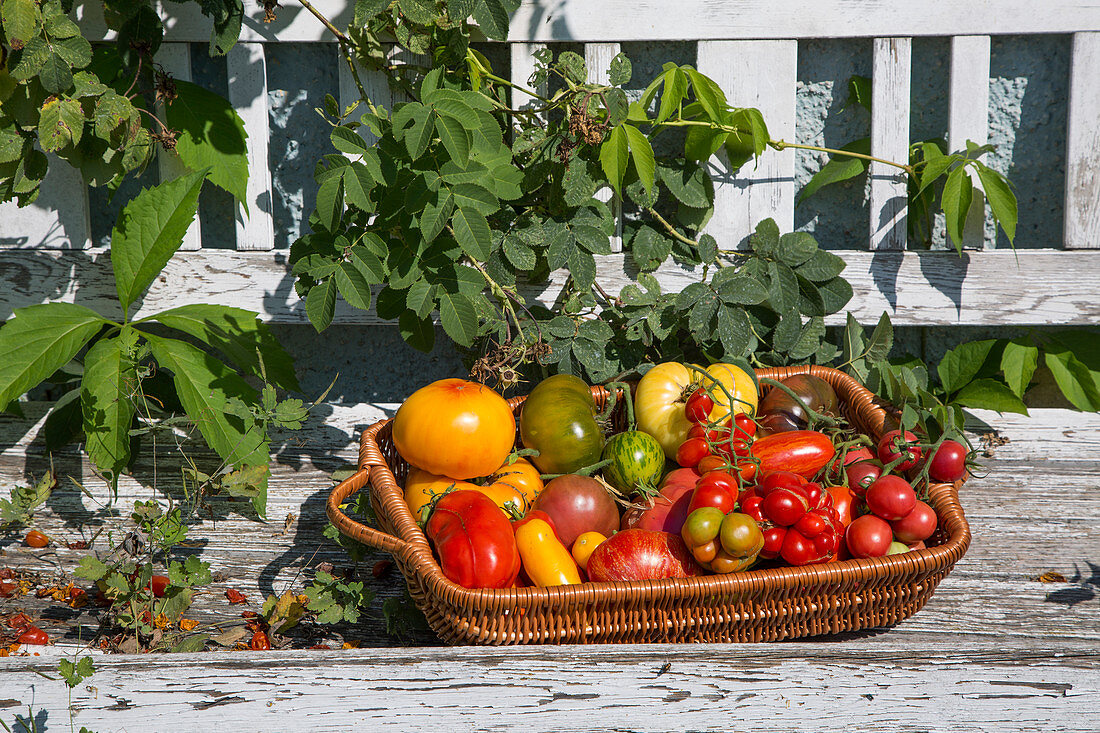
[338,52,390,147]
[948,35,991,250]
[510,42,546,116]
[227,42,274,250]
[868,37,911,250]
[697,40,797,245]
[156,42,202,251]
[1065,31,1100,249]
[586,43,624,252]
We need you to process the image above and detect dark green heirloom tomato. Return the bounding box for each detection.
[520,375,605,475]
[602,430,666,495]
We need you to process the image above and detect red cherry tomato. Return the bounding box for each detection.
[928,439,968,482]
[761,489,809,527]
[150,575,169,598]
[675,437,710,468]
[684,388,715,424]
[687,472,739,515]
[17,626,49,645]
[845,460,881,497]
[877,430,923,472]
[780,530,814,565]
[760,526,787,559]
[827,485,855,528]
[891,500,938,543]
[845,515,893,558]
[24,530,49,548]
[250,630,271,650]
[732,413,757,441]
[696,455,728,474]
[865,475,917,521]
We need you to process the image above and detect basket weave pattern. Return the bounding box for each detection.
[327,365,971,645]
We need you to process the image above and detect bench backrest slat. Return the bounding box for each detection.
[948,35,992,251]
[868,37,911,251]
[1066,31,1100,250]
[227,42,275,251]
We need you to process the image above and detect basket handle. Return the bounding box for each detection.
[326,467,410,556]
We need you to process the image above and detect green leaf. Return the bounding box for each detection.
[52,35,92,68]
[798,138,870,203]
[941,165,973,252]
[74,556,109,582]
[315,172,345,232]
[603,88,629,127]
[684,67,726,121]
[355,0,391,25]
[973,161,1017,244]
[866,311,894,364]
[0,127,25,163]
[657,159,713,208]
[794,249,845,282]
[1045,347,1100,411]
[471,0,509,41]
[305,278,337,332]
[776,231,819,267]
[335,261,373,310]
[451,207,492,260]
[450,182,497,215]
[599,123,629,194]
[1000,339,1039,399]
[145,333,269,468]
[717,305,752,358]
[715,271,768,305]
[2,0,39,44]
[81,336,136,480]
[937,339,996,396]
[37,97,84,152]
[845,75,873,112]
[788,316,826,360]
[656,67,687,123]
[608,52,632,86]
[840,312,867,377]
[502,233,536,270]
[623,124,655,195]
[405,279,436,318]
[330,126,370,156]
[39,52,73,94]
[342,161,375,212]
[0,303,105,412]
[683,125,726,162]
[418,192,454,244]
[397,310,434,352]
[437,291,477,346]
[954,378,1029,415]
[397,0,436,24]
[630,225,672,272]
[916,151,957,198]
[435,114,471,162]
[350,242,387,282]
[166,81,248,207]
[555,51,587,84]
[111,169,207,314]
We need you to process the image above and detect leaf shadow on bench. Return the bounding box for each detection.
[1044,561,1099,607]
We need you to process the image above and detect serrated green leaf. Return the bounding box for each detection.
[397,0,436,24]
[437,291,477,346]
[798,138,869,203]
[717,305,752,358]
[152,304,299,392]
[608,52,631,86]
[715,271,768,305]
[471,0,509,41]
[942,165,973,252]
[795,274,826,317]
[435,113,470,162]
[1045,347,1100,411]
[74,556,109,581]
[342,161,375,212]
[502,233,536,270]
[354,0,391,25]
[567,248,596,290]
[683,125,726,162]
[684,67,726,121]
[37,97,84,152]
[451,207,492,260]
[52,35,92,68]
[795,249,846,282]
[657,159,712,208]
[555,50,587,84]
[866,311,894,364]
[2,0,39,44]
[599,124,629,194]
[623,124,655,195]
[954,378,1029,414]
[1000,339,1039,399]
[938,339,996,396]
[817,276,853,314]
[629,225,671,272]
[166,81,248,207]
[404,107,435,160]
[604,87,629,127]
[330,125,370,155]
[840,312,866,373]
[771,309,802,352]
[450,182,497,215]
[81,336,135,480]
[144,334,268,468]
[305,278,337,332]
[916,151,957,198]
[349,243,387,283]
[0,127,25,163]
[973,161,1017,244]
[788,316,826,360]
[419,192,454,244]
[335,261,373,310]
[776,231,819,267]
[38,52,72,94]
[657,67,687,123]
[689,291,719,338]
[314,172,344,232]
[405,279,436,318]
[111,169,206,314]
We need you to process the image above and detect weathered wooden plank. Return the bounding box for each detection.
[0,158,90,250]
[1,645,1097,732]
[510,42,547,117]
[75,1,1100,43]
[2,249,1098,326]
[948,35,991,250]
[698,40,797,245]
[1065,31,1100,249]
[585,43,624,253]
[155,43,203,251]
[227,43,274,251]
[869,38,911,251]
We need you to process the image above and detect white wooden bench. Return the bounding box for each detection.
[2,1,1099,729]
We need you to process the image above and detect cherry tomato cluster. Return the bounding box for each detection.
[845,474,939,558]
[739,471,844,566]
[675,390,757,471]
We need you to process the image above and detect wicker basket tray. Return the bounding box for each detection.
[327,365,971,645]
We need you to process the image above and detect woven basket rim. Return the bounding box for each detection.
[328,365,971,616]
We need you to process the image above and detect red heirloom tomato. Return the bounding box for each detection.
[750,472,843,565]
[620,467,699,534]
[687,471,739,515]
[927,439,969,482]
[393,378,516,480]
[425,490,521,589]
[845,515,893,558]
[530,475,620,549]
[585,530,704,582]
[749,430,836,479]
[877,429,923,472]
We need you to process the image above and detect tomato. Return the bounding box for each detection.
[602,430,666,494]
[684,388,714,424]
[732,413,757,441]
[865,475,917,521]
[150,575,169,598]
[488,457,544,506]
[571,532,607,572]
[681,509,762,573]
[675,437,710,468]
[748,430,836,479]
[891,500,938,543]
[635,362,758,460]
[687,471,739,515]
[928,439,969,482]
[513,514,582,587]
[827,485,855,528]
[24,530,49,548]
[250,630,271,650]
[877,429,923,472]
[520,374,604,475]
[845,460,881,497]
[845,515,893,558]
[530,475,620,549]
[886,540,910,555]
[17,626,49,645]
[425,490,521,589]
[404,467,483,522]
[585,530,704,582]
[620,467,698,534]
[758,374,838,431]
[393,378,516,480]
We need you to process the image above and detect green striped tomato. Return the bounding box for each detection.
[602,430,666,495]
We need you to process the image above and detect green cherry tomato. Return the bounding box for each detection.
[682,507,725,548]
[720,512,764,558]
[602,430,666,494]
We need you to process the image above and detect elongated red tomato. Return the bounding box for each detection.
[425,490,521,589]
[749,430,836,479]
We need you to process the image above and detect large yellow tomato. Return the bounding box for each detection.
[487,457,544,506]
[392,378,516,479]
[635,362,758,459]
